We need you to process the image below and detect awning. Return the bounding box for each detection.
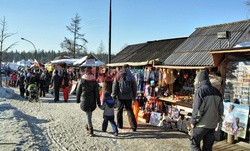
[210,48,250,54]
[210,48,250,66]
[106,59,160,67]
[153,65,211,69]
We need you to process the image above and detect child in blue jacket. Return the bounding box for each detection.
[99,82,118,136]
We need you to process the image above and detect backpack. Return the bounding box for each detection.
[119,73,131,94]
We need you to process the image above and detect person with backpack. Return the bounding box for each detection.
[111,64,137,131]
[99,81,118,136]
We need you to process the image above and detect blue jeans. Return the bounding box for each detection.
[102,116,118,133]
[85,111,93,128]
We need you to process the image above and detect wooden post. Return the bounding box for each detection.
[227,134,234,144]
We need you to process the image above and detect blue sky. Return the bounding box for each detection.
[1,0,249,55]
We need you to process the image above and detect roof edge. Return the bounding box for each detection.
[195,19,250,30]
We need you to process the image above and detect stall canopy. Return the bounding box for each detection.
[163,19,250,67]
[73,56,88,66]
[108,37,187,66]
[80,59,105,67]
[76,54,105,67]
[50,58,79,65]
[50,54,105,67]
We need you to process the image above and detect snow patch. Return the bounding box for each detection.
[233,41,250,48]
[0,87,23,100]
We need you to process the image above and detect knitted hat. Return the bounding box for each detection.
[199,70,209,81]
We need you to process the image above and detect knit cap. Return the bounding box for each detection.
[199,70,209,81]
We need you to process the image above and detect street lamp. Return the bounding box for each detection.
[21,37,38,59]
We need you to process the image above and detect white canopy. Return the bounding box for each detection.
[80,59,105,67]
[73,56,88,66]
[50,59,79,65]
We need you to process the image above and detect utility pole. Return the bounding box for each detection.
[108,0,112,64]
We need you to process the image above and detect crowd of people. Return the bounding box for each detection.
[5,66,72,102]
[4,64,226,150]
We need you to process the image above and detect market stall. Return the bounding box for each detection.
[211,47,250,144]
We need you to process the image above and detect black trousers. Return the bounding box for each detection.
[54,87,60,102]
[117,99,137,130]
[20,87,25,97]
[190,127,215,151]
[40,88,46,97]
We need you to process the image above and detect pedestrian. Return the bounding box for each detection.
[190,70,224,151]
[99,81,118,136]
[17,73,25,97]
[76,67,100,136]
[39,73,46,97]
[50,70,62,102]
[45,69,52,93]
[12,72,17,87]
[62,71,70,102]
[25,69,32,99]
[111,64,137,131]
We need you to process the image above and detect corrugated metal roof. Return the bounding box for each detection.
[111,43,147,63]
[111,37,187,64]
[164,19,250,66]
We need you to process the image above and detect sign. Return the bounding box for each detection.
[222,102,249,139]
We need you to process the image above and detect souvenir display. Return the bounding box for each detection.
[224,61,250,106]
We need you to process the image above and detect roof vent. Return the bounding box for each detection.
[217,31,230,39]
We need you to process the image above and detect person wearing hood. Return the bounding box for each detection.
[190,70,224,151]
[17,73,25,97]
[111,64,137,132]
[99,81,118,136]
[76,67,100,136]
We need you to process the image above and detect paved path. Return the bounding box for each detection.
[1,85,249,150]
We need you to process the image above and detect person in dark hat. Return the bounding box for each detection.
[190,70,224,151]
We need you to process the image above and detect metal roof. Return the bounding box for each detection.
[111,37,187,64]
[164,19,250,66]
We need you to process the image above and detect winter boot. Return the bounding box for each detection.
[89,127,93,136]
[85,124,89,131]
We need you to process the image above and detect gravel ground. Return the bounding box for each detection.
[0,88,190,151]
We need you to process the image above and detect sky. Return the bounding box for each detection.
[1,0,249,55]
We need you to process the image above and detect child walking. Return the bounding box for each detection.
[99,81,118,136]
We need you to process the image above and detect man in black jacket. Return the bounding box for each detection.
[190,70,224,151]
[50,70,62,102]
[111,64,137,131]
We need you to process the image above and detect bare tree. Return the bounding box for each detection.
[97,41,106,62]
[247,1,250,5]
[61,14,87,58]
[97,41,105,54]
[0,17,17,87]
